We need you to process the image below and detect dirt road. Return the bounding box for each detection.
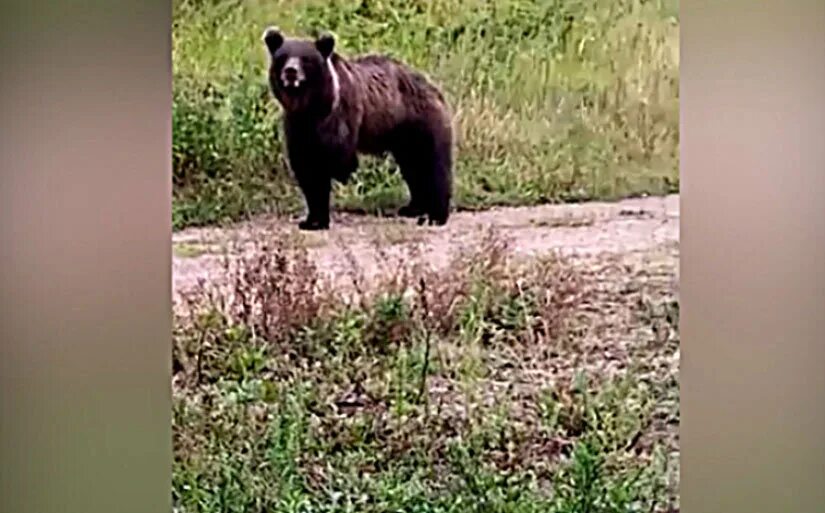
[173,194,679,300]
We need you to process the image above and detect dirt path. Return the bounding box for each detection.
[173,194,679,300]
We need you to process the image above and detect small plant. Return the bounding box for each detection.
[221,233,324,344]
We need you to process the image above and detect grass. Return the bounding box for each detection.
[172,230,680,511]
[172,0,679,230]
[174,241,212,258]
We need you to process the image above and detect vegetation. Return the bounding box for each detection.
[172,230,680,511]
[172,0,680,230]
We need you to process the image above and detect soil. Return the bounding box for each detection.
[173,194,679,301]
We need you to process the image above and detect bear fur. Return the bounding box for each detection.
[262,27,453,230]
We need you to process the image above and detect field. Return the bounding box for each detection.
[172,0,679,230]
[172,0,680,511]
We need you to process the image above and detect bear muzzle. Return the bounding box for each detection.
[280,58,305,92]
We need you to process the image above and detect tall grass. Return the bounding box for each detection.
[173,0,679,229]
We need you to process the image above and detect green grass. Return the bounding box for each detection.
[173,241,212,258]
[172,231,680,511]
[172,0,679,230]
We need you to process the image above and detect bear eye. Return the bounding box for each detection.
[273,55,289,68]
[302,57,320,72]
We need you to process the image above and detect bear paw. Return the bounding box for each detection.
[298,219,329,231]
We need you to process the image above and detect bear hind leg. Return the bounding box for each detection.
[393,148,427,219]
[416,124,452,226]
[392,121,452,225]
[425,135,452,226]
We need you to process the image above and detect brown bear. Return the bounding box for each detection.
[262,27,453,230]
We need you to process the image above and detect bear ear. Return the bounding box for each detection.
[262,26,284,54]
[315,32,335,59]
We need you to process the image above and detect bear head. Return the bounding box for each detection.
[262,27,339,115]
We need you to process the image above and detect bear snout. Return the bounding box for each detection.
[281,72,302,90]
[280,57,305,89]
[283,67,298,81]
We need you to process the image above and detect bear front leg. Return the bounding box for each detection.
[330,153,358,184]
[296,174,332,231]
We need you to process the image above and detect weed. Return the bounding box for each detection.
[172,230,679,511]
